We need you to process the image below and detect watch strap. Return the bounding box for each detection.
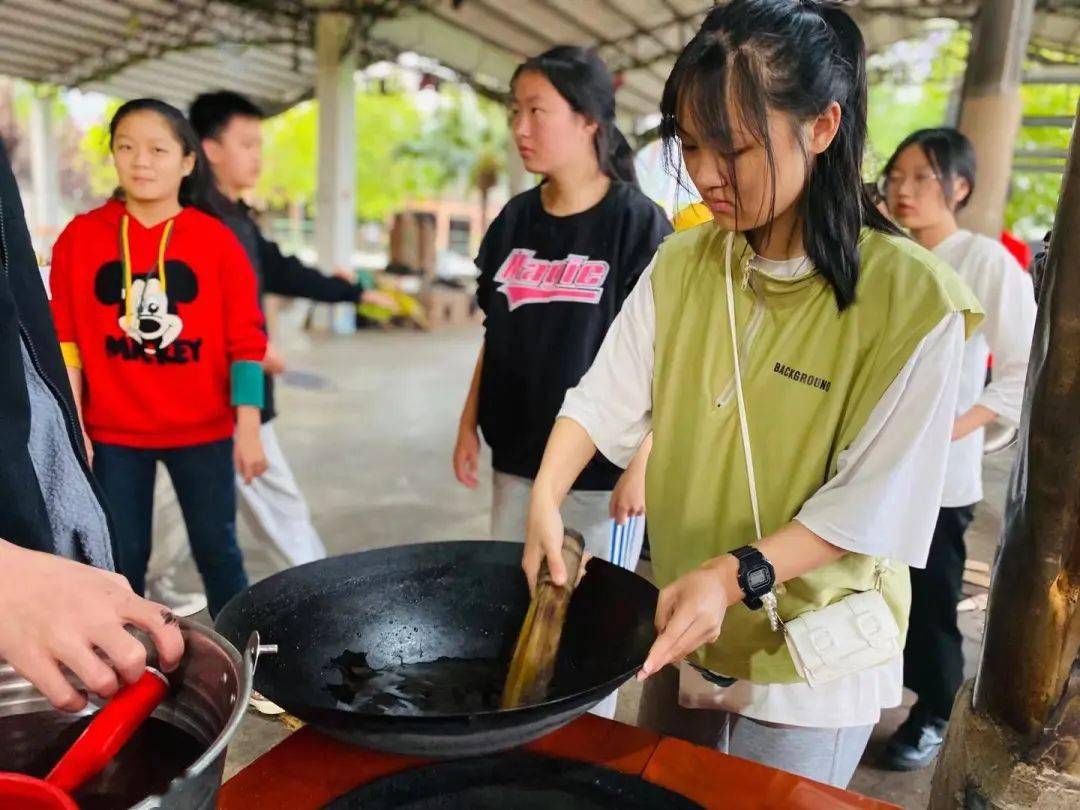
[730,545,777,618]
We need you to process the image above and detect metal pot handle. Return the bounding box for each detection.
[244,631,278,674]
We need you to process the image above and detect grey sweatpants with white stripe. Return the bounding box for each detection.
[491,471,646,718]
[638,665,873,788]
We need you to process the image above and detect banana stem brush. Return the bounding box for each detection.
[501,529,586,710]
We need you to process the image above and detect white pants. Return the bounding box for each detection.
[147,422,326,582]
[491,472,646,568]
[491,471,646,719]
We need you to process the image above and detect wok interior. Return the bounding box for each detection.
[217,542,657,716]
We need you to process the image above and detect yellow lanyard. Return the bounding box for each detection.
[121,214,175,319]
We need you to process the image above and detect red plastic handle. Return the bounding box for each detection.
[45,668,170,795]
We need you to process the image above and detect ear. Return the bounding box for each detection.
[952,176,972,208]
[581,115,599,139]
[201,137,222,167]
[181,151,197,178]
[164,260,198,303]
[808,101,843,157]
[94,261,125,304]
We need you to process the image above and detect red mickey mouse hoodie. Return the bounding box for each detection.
[50,199,266,448]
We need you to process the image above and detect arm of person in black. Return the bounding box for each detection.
[255,228,361,303]
[453,206,508,488]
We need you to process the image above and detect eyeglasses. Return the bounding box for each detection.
[879,171,941,196]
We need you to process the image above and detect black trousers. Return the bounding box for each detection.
[94,439,248,618]
[903,504,976,720]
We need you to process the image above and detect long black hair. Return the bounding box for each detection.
[659,0,899,310]
[108,98,228,218]
[883,127,976,211]
[512,46,638,187]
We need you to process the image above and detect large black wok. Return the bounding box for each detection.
[214,541,658,757]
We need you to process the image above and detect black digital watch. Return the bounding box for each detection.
[729,545,776,610]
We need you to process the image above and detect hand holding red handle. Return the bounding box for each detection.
[45,668,170,794]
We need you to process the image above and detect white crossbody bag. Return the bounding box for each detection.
[721,232,901,687]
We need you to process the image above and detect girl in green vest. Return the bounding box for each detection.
[522,0,981,788]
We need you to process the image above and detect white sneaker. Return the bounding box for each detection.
[146,576,208,617]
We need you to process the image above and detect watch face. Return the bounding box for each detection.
[746,565,772,592]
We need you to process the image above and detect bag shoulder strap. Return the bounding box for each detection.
[723,232,763,542]
[722,233,890,590]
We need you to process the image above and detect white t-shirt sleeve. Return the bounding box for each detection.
[973,250,1036,425]
[558,259,656,468]
[796,313,966,568]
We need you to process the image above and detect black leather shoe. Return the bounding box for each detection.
[881,708,948,771]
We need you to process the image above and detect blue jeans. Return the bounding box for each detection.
[93,439,248,617]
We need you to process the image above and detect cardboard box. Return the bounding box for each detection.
[420,287,482,330]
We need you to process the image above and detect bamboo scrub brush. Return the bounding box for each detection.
[501,529,586,709]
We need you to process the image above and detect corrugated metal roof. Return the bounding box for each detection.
[0,1,1076,126]
[0,0,314,111]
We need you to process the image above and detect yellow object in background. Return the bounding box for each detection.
[673,202,713,232]
[357,286,429,330]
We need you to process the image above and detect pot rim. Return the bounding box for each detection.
[173,620,253,779]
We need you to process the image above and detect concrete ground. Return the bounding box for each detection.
[170,311,1011,808]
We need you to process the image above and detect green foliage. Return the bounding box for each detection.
[79,99,122,197]
[865,28,966,177]
[256,99,317,209]
[256,86,504,221]
[1007,84,1078,236]
[258,92,430,220]
[354,90,432,221]
[397,86,508,197]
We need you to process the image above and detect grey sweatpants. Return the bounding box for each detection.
[638,665,873,788]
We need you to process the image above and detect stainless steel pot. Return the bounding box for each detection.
[0,620,256,809]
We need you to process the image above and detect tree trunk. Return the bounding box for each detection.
[929,99,1080,810]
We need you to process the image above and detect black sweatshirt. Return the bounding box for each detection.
[223,202,361,422]
[476,182,671,490]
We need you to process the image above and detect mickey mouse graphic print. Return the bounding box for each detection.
[475,182,671,490]
[93,216,199,358]
[49,199,266,448]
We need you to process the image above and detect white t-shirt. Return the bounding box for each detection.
[932,230,1036,507]
[560,252,966,727]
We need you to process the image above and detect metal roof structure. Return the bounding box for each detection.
[0,1,1077,126]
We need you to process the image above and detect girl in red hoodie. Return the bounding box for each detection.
[50,99,267,616]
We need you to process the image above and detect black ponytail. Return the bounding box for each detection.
[109,98,229,219]
[604,124,638,188]
[660,0,900,310]
[805,4,902,308]
[513,46,638,187]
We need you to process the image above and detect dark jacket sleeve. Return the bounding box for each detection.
[0,139,83,554]
[256,230,361,303]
